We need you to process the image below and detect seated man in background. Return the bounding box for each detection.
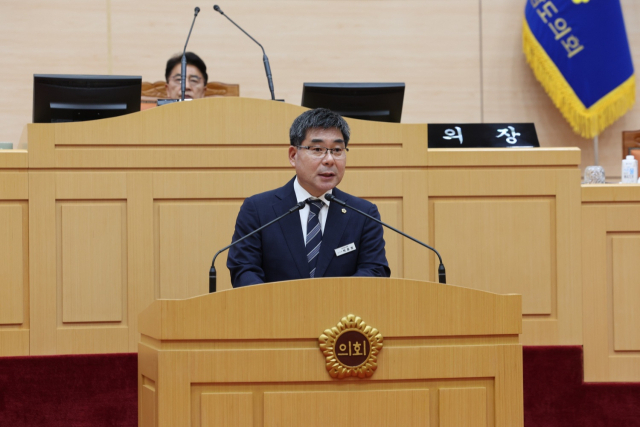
[227,108,391,287]
[165,52,208,99]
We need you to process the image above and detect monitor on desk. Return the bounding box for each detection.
[33,74,142,123]
[301,83,405,123]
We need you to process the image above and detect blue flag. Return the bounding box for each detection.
[523,0,635,138]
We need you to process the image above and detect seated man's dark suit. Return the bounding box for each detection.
[228,177,390,287]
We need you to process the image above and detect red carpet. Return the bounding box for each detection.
[523,346,640,427]
[0,347,639,426]
[0,353,137,427]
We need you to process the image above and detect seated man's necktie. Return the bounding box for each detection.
[306,200,324,278]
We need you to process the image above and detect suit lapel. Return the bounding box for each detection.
[314,190,350,278]
[273,179,310,279]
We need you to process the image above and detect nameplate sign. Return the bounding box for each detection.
[428,123,540,148]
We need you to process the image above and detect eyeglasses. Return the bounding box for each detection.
[297,146,349,159]
[170,75,204,86]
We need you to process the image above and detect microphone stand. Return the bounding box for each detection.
[181,7,200,101]
[325,194,447,284]
[213,5,279,101]
[209,201,306,293]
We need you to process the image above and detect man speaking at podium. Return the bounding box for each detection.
[227,108,390,287]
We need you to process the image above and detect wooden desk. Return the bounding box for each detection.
[427,148,582,346]
[0,98,582,356]
[582,184,640,381]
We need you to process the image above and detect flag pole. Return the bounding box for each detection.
[593,135,599,166]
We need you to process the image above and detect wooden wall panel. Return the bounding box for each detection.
[56,327,129,355]
[342,169,430,282]
[612,236,640,351]
[127,172,155,351]
[0,169,29,196]
[30,172,134,354]
[428,166,582,345]
[0,331,29,357]
[201,393,253,427]
[150,168,425,296]
[432,199,553,315]
[29,171,58,355]
[582,186,640,381]
[156,201,243,297]
[61,203,125,323]
[372,199,403,278]
[264,390,430,427]
[0,204,26,324]
[440,387,487,427]
[0,164,29,356]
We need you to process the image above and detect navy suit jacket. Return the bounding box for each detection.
[227,177,390,287]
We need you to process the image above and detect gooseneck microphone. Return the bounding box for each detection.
[324,193,447,284]
[208,201,306,293]
[213,5,277,101]
[181,7,201,101]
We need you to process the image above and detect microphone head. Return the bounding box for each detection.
[324,193,335,202]
[194,6,200,15]
[213,4,222,13]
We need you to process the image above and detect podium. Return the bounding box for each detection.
[138,277,523,427]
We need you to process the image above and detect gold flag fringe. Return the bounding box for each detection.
[523,18,635,139]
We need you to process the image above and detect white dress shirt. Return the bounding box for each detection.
[293,177,332,242]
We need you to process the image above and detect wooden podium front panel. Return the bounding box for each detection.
[140,335,518,427]
[427,149,582,345]
[0,156,29,356]
[139,338,517,427]
[582,185,640,382]
[440,387,487,427]
[191,380,492,427]
[263,390,430,427]
[138,279,522,426]
[201,393,253,427]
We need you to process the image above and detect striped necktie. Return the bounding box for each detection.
[306,199,324,278]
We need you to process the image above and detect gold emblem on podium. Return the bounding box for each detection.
[318,314,383,379]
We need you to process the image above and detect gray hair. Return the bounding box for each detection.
[289,108,351,147]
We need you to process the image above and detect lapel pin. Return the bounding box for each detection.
[342,209,347,214]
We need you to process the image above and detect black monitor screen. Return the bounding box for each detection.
[301,83,405,123]
[33,74,142,123]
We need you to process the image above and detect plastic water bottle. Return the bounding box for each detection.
[622,155,638,183]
